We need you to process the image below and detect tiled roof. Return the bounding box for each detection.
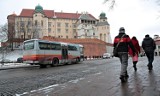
[18,9,97,20]
[19,9,55,18]
[55,12,81,19]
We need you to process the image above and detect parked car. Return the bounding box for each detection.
[17,57,23,63]
[102,53,111,59]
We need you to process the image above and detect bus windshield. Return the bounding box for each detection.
[24,41,34,50]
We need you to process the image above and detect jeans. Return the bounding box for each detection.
[118,52,128,76]
[145,51,154,68]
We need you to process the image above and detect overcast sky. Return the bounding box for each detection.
[0,0,160,43]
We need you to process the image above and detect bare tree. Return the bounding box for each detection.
[0,23,8,42]
[0,23,10,65]
[103,0,116,9]
[103,0,160,9]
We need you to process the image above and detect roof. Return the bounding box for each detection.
[79,14,97,20]
[96,21,110,26]
[18,9,97,20]
[19,9,55,18]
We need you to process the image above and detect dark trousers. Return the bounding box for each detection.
[145,51,154,68]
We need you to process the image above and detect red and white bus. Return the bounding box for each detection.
[23,39,84,67]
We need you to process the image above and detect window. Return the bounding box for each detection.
[39,42,61,50]
[28,21,32,27]
[48,28,51,33]
[50,43,61,50]
[57,22,61,27]
[73,29,76,33]
[24,41,34,50]
[35,20,37,26]
[68,45,77,51]
[39,42,51,50]
[57,28,61,33]
[41,20,43,26]
[28,35,31,39]
[21,35,23,39]
[48,22,51,27]
[66,29,68,33]
[65,23,69,27]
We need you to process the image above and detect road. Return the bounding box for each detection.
[0,57,160,96]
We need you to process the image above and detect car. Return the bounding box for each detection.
[102,53,111,59]
[17,57,23,63]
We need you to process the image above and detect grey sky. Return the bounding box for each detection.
[0,0,160,43]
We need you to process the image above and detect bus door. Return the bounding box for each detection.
[61,45,68,59]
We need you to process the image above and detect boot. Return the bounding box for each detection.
[125,71,129,78]
[120,75,127,83]
[133,61,137,71]
[133,64,137,71]
[147,64,153,71]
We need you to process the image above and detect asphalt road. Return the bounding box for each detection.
[0,58,115,95]
[0,57,160,96]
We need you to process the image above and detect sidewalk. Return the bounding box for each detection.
[17,56,160,96]
[51,57,160,96]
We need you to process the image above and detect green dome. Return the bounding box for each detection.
[35,4,43,13]
[100,12,106,17]
[100,12,107,19]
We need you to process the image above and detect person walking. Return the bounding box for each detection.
[128,36,141,71]
[113,27,136,82]
[142,34,156,70]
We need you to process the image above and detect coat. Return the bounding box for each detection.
[113,33,135,53]
[142,37,156,52]
[129,39,140,56]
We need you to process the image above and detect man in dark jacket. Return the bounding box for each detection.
[142,34,156,70]
[113,27,136,82]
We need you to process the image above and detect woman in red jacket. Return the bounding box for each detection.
[129,36,141,71]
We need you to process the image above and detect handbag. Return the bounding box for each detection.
[113,34,125,57]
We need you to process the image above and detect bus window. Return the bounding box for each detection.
[39,42,51,50]
[50,43,61,50]
[68,45,77,51]
[24,41,34,50]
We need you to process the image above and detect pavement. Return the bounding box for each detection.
[1,57,160,96]
[44,57,160,96]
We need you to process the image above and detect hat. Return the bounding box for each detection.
[145,34,149,37]
[119,27,125,33]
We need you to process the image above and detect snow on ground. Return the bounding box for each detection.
[0,50,25,68]
[0,49,23,62]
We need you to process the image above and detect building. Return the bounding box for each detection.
[154,35,160,56]
[7,4,113,56]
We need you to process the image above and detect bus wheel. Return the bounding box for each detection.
[51,59,59,67]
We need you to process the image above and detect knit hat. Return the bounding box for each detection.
[119,27,125,33]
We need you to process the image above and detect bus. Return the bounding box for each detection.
[23,39,84,67]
